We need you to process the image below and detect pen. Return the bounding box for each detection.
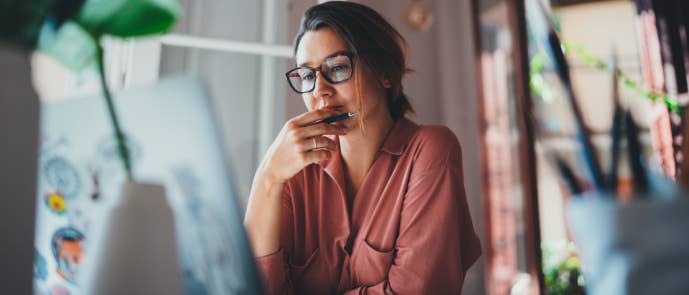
[528,0,605,190]
[607,49,623,193]
[625,111,648,194]
[306,112,358,126]
[548,31,605,190]
[554,155,583,195]
[608,104,624,193]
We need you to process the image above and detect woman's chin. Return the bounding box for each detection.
[338,119,358,131]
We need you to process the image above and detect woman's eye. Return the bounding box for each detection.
[330,65,349,73]
[302,73,315,80]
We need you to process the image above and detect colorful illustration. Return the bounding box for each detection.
[44,191,68,214]
[43,157,81,200]
[51,227,85,284]
[34,249,48,281]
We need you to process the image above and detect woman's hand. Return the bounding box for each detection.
[245,109,347,257]
[259,108,347,184]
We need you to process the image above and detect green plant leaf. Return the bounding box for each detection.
[76,0,181,37]
[37,20,97,71]
[0,0,56,48]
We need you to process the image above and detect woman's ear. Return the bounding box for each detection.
[382,79,392,89]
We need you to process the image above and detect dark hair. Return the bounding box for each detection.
[294,1,414,120]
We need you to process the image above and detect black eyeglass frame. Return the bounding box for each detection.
[285,51,356,94]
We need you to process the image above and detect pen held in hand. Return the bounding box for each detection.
[305,112,358,126]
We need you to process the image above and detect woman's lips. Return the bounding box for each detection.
[321,105,344,111]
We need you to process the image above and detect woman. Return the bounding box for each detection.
[244,2,481,294]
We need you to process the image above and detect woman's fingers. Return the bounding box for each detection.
[262,109,345,183]
[295,122,347,139]
[302,149,332,164]
[289,108,341,127]
[298,136,337,152]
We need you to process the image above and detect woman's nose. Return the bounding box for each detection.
[313,71,334,99]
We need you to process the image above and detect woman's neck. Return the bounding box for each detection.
[339,111,395,192]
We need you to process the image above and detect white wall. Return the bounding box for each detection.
[160,0,295,209]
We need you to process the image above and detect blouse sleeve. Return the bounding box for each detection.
[254,182,295,295]
[343,129,482,294]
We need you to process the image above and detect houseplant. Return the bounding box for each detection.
[39,0,181,178]
[2,0,178,292]
[35,1,187,294]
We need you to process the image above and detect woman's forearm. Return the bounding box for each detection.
[244,170,285,257]
[244,109,342,257]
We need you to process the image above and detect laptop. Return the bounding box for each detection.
[34,75,263,295]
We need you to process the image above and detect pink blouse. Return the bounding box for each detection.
[255,118,481,294]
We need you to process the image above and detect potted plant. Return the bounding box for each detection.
[35,1,187,293]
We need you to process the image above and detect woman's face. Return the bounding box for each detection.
[295,28,391,130]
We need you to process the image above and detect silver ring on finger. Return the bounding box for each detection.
[313,137,318,150]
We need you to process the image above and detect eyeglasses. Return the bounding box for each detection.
[285,52,355,94]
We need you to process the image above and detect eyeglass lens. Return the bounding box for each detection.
[287,54,352,93]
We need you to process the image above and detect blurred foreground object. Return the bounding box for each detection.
[80,182,182,295]
[634,0,689,178]
[526,1,689,294]
[0,44,40,295]
[1,0,180,293]
[37,0,182,179]
[0,0,62,48]
[567,195,689,295]
[39,76,264,294]
[0,2,64,293]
